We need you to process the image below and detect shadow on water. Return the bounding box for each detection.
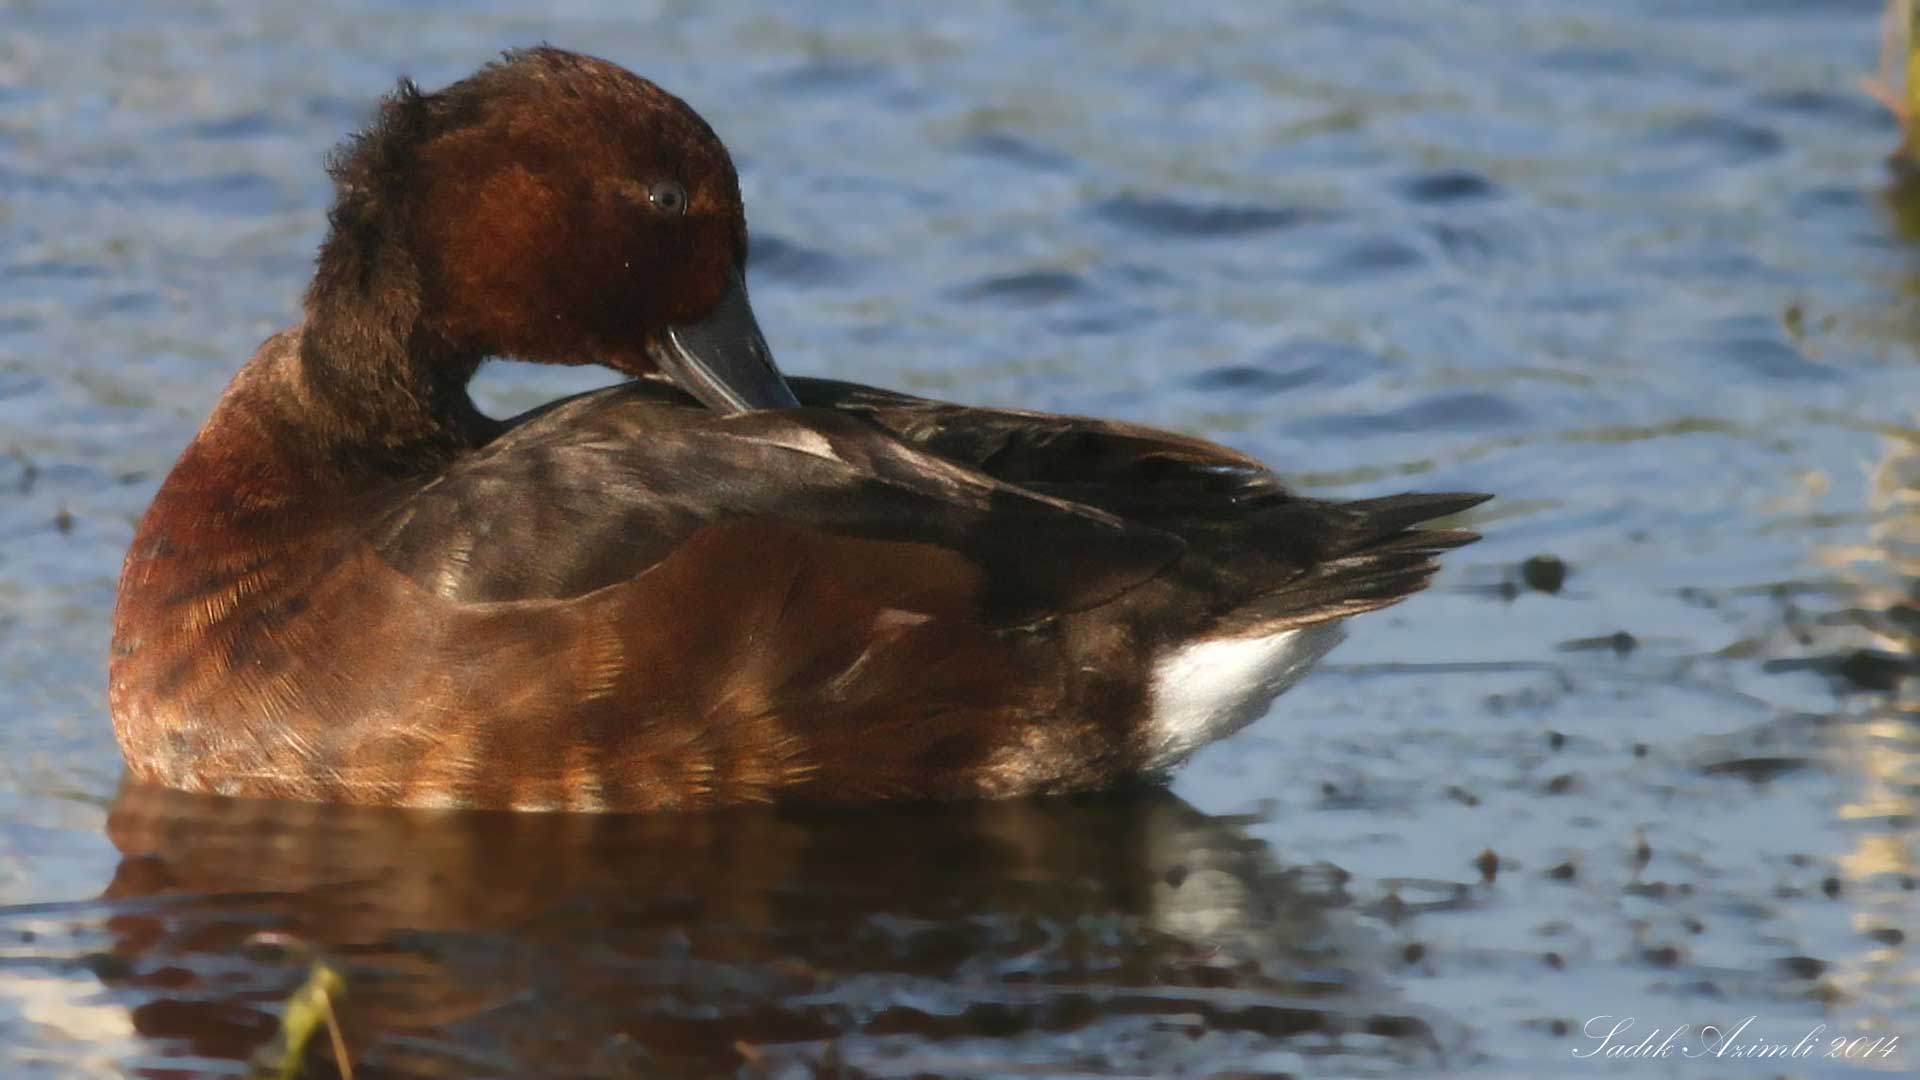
[58,785,1444,1077]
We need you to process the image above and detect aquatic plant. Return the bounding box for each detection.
[1865,0,1920,161]
[250,941,353,1080]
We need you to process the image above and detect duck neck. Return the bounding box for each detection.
[294,242,498,479]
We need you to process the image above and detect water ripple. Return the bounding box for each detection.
[1091,193,1327,239]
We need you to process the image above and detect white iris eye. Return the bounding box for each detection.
[647,180,687,215]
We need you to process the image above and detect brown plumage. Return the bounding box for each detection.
[108,48,1487,811]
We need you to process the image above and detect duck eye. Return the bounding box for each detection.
[647,180,688,215]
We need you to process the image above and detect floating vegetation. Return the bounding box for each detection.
[251,942,353,1080]
[1865,0,1920,163]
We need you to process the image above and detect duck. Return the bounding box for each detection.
[108,47,1487,813]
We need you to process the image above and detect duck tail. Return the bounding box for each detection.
[1218,491,1489,633]
[1137,491,1487,769]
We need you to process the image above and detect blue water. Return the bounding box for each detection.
[2,2,1916,1076]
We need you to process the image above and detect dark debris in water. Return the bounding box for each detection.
[1399,169,1501,204]
[1556,630,1637,655]
[1474,849,1500,885]
[1762,648,1917,691]
[1699,755,1809,783]
[1640,944,1683,969]
[1520,555,1567,594]
[1776,955,1827,980]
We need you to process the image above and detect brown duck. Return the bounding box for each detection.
[109,47,1487,812]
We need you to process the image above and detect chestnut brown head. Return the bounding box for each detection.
[309,47,795,413]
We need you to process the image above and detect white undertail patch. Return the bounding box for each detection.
[1144,621,1346,771]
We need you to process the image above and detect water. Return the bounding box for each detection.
[1,1,1916,1076]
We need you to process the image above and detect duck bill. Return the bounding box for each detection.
[649,269,799,413]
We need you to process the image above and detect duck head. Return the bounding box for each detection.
[304,46,797,419]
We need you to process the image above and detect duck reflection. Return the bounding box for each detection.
[97,784,1432,1077]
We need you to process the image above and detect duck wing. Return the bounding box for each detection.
[790,377,1488,631]
[364,380,1185,625]
[790,377,1286,518]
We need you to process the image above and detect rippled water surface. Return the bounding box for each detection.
[3,1,1919,1076]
